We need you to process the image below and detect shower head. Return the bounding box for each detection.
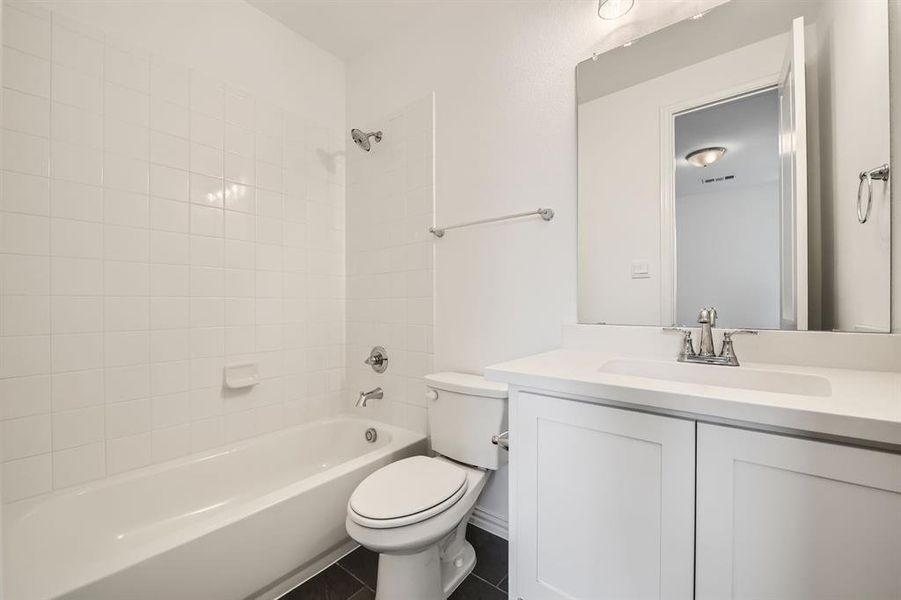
[351,128,383,152]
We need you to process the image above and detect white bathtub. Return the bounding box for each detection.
[3,417,426,600]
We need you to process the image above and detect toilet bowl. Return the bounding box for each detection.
[345,372,508,600]
[346,456,488,599]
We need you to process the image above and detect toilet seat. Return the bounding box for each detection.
[348,456,468,529]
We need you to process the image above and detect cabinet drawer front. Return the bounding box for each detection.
[513,392,695,600]
[697,424,901,600]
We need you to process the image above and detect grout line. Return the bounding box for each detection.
[334,562,374,593]
[279,561,368,600]
[468,571,508,593]
[307,544,509,597]
[145,31,153,464]
[46,4,56,492]
[99,23,108,481]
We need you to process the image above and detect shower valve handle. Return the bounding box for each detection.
[364,346,388,373]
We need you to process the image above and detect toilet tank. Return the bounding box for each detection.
[424,372,508,470]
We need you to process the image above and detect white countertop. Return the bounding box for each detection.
[485,348,901,447]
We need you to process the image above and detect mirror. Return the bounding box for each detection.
[577,0,892,332]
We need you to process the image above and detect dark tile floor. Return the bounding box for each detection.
[283,524,508,600]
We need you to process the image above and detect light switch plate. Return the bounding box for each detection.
[631,261,651,279]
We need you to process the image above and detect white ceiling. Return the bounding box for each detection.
[246,0,470,61]
[247,0,733,64]
[576,0,816,104]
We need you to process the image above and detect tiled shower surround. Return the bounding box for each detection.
[0,4,346,502]
[345,95,435,435]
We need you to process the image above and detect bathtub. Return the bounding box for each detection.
[3,416,426,600]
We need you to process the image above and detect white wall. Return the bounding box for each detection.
[29,0,345,130]
[0,0,346,503]
[893,0,901,333]
[346,94,434,435]
[1,4,5,594]
[676,182,781,328]
[346,0,725,529]
[578,33,787,326]
[812,0,891,332]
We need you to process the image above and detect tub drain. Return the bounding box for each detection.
[365,428,378,443]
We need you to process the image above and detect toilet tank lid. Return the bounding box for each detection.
[424,372,508,399]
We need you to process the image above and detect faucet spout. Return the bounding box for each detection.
[356,387,383,407]
[697,307,717,357]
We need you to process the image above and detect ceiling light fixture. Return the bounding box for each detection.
[598,0,635,20]
[686,147,727,167]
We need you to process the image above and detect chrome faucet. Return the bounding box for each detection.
[356,387,383,407]
[664,307,758,366]
[697,307,717,357]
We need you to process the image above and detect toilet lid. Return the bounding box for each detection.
[349,456,468,527]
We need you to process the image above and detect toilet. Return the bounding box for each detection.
[345,372,508,600]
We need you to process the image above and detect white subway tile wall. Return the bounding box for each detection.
[0,4,346,503]
[346,95,434,435]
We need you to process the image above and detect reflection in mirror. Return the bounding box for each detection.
[675,89,781,330]
[577,0,891,332]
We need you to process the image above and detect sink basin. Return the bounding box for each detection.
[598,358,832,397]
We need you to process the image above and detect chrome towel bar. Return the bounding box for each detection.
[428,208,554,238]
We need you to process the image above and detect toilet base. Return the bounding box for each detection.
[440,539,475,597]
[374,539,475,600]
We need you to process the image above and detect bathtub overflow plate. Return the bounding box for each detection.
[365,428,378,443]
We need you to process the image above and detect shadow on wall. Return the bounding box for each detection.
[317,147,346,176]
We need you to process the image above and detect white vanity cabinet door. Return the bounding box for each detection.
[512,392,695,600]
[697,424,901,599]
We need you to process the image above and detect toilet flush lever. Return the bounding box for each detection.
[491,431,509,450]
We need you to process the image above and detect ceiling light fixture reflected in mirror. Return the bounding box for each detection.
[686,146,727,167]
[598,0,635,20]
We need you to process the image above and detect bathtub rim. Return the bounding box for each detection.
[4,415,426,600]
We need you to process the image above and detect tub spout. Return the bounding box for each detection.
[356,387,383,407]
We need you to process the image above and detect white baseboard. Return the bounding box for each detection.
[469,505,509,540]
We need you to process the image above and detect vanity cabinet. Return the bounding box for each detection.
[510,392,901,600]
[511,392,696,600]
[696,424,901,600]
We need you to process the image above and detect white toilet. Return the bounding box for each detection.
[345,372,508,600]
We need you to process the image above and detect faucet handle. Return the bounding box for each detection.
[364,346,388,373]
[663,327,696,359]
[719,329,758,364]
[663,326,692,338]
[663,326,691,334]
[722,329,758,339]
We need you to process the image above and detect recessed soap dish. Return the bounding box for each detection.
[224,362,260,389]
